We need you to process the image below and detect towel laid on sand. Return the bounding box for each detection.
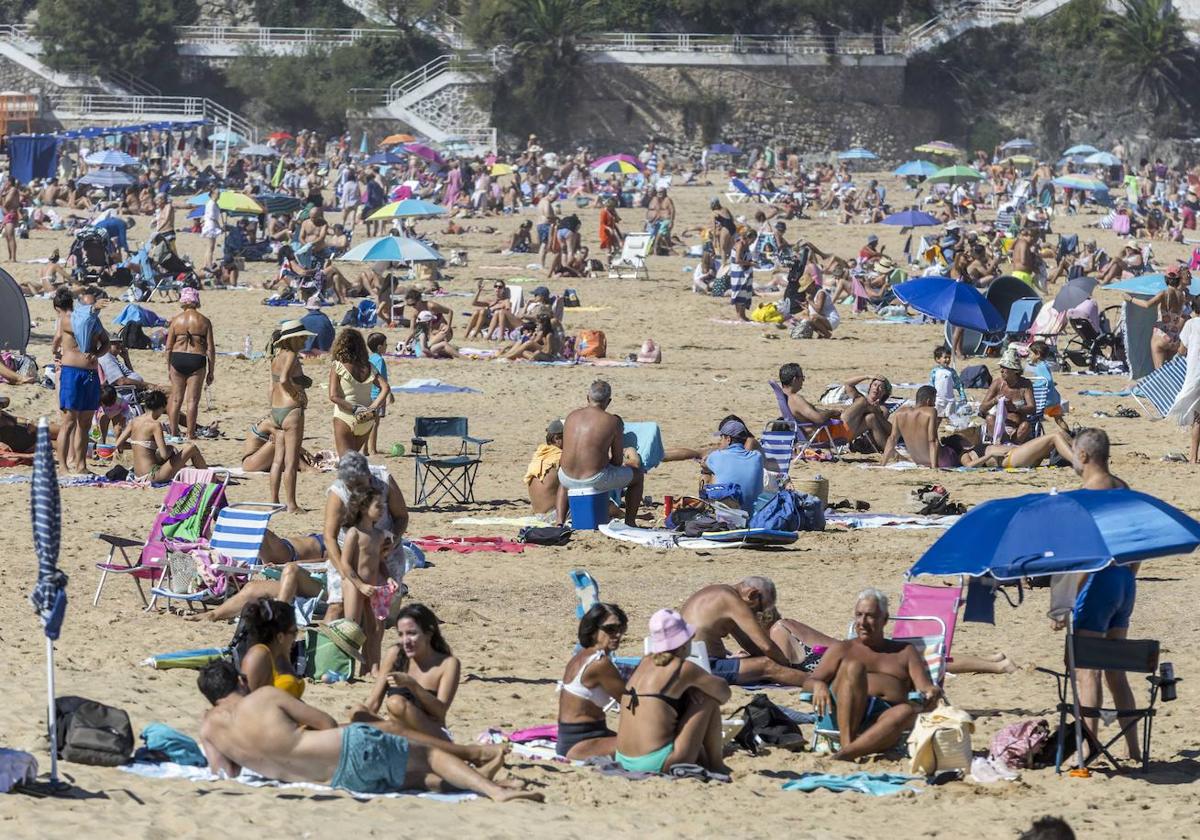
[391,378,482,395]
[781,772,922,796]
[825,513,959,530]
[409,536,527,554]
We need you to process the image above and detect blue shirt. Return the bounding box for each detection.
[705,444,764,511]
[369,351,388,399]
[300,311,335,353]
[92,217,129,252]
[1026,360,1061,408]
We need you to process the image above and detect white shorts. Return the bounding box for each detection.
[558,464,634,494]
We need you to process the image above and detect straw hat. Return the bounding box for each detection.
[315,618,366,664]
[998,348,1023,371]
[274,319,316,347]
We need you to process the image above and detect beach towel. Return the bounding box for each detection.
[134,723,207,767]
[781,772,922,796]
[72,302,101,354]
[599,521,795,551]
[391,378,482,395]
[119,761,476,802]
[1078,388,1132,397]
[111,303,166,328]
[825,513,959,530]
[408,536,527,554]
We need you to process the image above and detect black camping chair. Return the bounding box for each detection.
[1062,305,1125,371]
[1036,630,1179,773]
[411,416,491,507]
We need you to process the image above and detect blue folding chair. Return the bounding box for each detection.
[411,416,491,506]
[1132,356,1188,418]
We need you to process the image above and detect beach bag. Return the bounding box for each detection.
[907,703,974,775]
[306,630,355,681]
[666,497,714,531]
[55,696,134,767]
[682,514,722,537]
[563,288,581,307]
[989,719,1052,769]
[960,364,992,389]
[637,339,661,364]
[748,490,825,533]
[732,694,806,755]
[118,321,153,350]
[134,723,207,767]
[750,302,785,324]
[577,329,607,358]
[518,525,572,545]
[789,320,814,340]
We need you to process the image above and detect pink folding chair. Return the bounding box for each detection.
[892,579,965,673]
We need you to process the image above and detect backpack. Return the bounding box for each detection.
[748,491,825,532]
[989,719,1052,769]
[340,299,377,328]
[562,288,581,307]
[518,525,572,545]
[55,696,134,767]
[577,329,607,358]
[960,364,992,389]
[732,694,806,755]
[119,321,153,350]
[666,497,714,531]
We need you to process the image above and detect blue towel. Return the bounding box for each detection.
[1077,388,1132,397]
[391,383,482,395]
[781,772,922,796]
[71,302,100,354]
[623,421,664,472]
[135,723,207,767]
[112,303,166,328]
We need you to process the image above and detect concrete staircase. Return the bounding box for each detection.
[904,0,1074,53]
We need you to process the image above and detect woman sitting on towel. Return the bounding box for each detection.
[462,278,511,341]
[363,604,460,739]
[499,314,561,361]
[615,609,731,776]
[237,597,305,699]
[557,603,628,759]
[114,390,207,482]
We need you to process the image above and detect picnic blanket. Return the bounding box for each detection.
[599,521,795,551]
[119,761,476,802]
[409,536,527,554]
[825,513,959,530]
[781,772,922,796]
[391,378,482,395]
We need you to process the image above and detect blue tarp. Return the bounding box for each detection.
[9,135,59,184]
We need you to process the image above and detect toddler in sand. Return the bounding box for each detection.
[341,490,400,673]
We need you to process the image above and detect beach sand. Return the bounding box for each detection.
[0,176,1196,839]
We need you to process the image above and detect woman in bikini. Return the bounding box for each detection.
[463,278,511,340]
[1126,267,1190,369]
[164,287,214,439]
[614,609,731,776]
[329,328,389,456]
[270,320,314,512]
[237,598,304,699]
[364,603,461,740]
[242,413,318,474]
[114,390,206,482]
[556,603,628,760]
[499,314,561,361]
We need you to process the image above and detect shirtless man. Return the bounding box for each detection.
[840,375,893,453]
[803,589,940,760]
[535,186,557,268]
[555,380,643,527]
[646,187,676,253]
[679,578,810,687]
[778,363,841,426]
[40,178,65,207]
[196,660,540,802]
[51,287,108,472]
[299,205,330,264]
[979,350,1036,443]
[880,386,945,468]
[1010,226,1039,290]
[152,193,175,236]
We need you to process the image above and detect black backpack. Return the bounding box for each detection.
[518,525,572,546]
[960,364,992,389]
[119,321,153,350]
[732,693,806,755]
[55,696,134,766]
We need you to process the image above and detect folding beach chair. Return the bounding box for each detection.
[1036,621,1178,773]
[412,416,491,507]
[766,380,849,455]
[608,232,653,280]
[1131,355,1187,419]
[93,468,229,609]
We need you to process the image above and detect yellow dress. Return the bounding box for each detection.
[332,360,376,436]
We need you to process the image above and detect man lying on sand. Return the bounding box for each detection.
[679,577,810,687]
[197,660,541,802]
[803,589,939,760]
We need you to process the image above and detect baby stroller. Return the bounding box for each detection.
[132,233,196,301]
[69,227,118,286]
[1062,305,1126,372]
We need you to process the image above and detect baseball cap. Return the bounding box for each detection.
[867,234,878,244]
[647,609,696,654]
[716,419,749,440]
[417,310,435,322]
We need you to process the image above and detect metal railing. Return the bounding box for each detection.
[578,31,907,56]
[46,93,257,140]
[386,52,499,102]
[175,25,403,48]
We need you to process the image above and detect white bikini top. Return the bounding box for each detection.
[557,650,617,713]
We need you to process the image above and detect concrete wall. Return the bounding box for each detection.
[569,56,938,159]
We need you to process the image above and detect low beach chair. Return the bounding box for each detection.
[767,380,848,454]
[1131,355,1188,419]
[1036,621,1177,773]
[93,468,229,609]
[608,232,653,280]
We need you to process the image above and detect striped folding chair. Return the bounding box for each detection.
[1132,356,1188,419]
[760,429,798,479]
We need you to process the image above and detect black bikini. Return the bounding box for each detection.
[169,351,207,376]
[626,660,688,715]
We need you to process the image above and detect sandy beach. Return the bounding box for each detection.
[0,175,1196,839]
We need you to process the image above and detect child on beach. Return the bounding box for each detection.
[95,384,131,444]
[366,331,393,456]
[341,489,400,674]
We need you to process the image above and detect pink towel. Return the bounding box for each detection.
[409,536,527,554]
[508,724,558,743]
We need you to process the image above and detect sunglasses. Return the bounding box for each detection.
[599,623,626,634]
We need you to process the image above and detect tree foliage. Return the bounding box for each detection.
[253,0,361,28]
[1101,0,1198,116]
[34,0,196,83]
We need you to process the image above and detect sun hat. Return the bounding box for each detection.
[647,609,696,655]
[998,347,1023,371]
[274,319,316,347]
[304,294,323,310]
[315,618,366,664]
[180,287,200,307]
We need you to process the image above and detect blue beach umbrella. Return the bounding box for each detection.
[1108,273,1200,297]
[881,209,941,227]
[84,149,139,168]
[364,152,406,166]
[1084,151,1121,167]
[838,148,878,160]
[29,419,67,785]
[893,160,939,177]
[1062,144,1099,156]
[78,170,135,188]
[892,276,1003,332]
[337,235,445,263]
[908,488,1200,581]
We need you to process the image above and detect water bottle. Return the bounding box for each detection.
[1160,662,1177,702]
[243,334,252,357]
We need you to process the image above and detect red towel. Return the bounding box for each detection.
[409,536,527,554]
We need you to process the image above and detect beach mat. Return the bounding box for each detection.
[391,378,482,395]
[599,521,797,550]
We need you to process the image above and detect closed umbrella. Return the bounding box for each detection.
[366,199,448,221]
[893,276,1003,332]
[29,419,67,787]
[893,160,939,177]
[1053,276,1098,311]
[838,148,878,160]
[337,235,445,264]
[78,170,134,188]
[881,209,941,227]
[84,149,139,167]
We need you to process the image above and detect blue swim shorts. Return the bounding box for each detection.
[59,365,100,412]
[1074,565,1136,633]
[330,723,410,794]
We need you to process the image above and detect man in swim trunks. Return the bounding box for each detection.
[196,660,540,802]
[1010,225,1039,289]
[536,184,557,268]
[803,589,940,761]
[556,379,643,527]
[881,386,950,468]
[679,578,810,687]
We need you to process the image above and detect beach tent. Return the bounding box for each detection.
[0,268,30,350]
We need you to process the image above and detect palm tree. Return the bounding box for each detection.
[1103,0,1199,115]
[510,0,601,64]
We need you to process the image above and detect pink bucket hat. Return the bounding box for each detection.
[180,287,200,307]
[647,609,695,654]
